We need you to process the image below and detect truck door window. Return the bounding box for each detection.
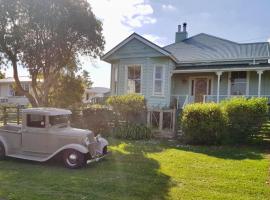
[27,114,45,128]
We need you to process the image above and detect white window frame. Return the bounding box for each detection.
[228,71,249,96]
[153,65,165,96]
[125,64,142,94]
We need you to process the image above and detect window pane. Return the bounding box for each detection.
[27,114,45,128]
[128,65,141,93]
[231,71,247,95]
[155,66,162,79]
[135,80,141,93]
[154,80,162,94]
[231,83,246,95]
[128,80,136,93]
[134,66,141,79]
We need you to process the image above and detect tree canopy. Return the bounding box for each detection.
[0,0,104,106]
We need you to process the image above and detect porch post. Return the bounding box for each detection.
[216,71,223,103]
[257,70,264,97]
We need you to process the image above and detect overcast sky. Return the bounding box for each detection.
[5,0,270,88]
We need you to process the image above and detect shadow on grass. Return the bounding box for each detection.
[0,139,172,200]
[164,138,270,160]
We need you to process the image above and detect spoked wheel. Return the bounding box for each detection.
[63,149,86,169]
[0,142,6,160]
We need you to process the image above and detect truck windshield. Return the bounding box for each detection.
[49,115,69,127]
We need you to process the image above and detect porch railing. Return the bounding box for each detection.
[203,95,270,103]
[171,95,194,109]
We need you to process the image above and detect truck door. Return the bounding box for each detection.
[22,114,48,153]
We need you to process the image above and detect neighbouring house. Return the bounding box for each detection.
[83,87,110,104]
[102,23,270,110]
[0,76,31,106]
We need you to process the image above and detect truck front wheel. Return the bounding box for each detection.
[0,142,6,160]
[63,149,86,169]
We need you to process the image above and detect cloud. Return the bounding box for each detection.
[161,4,176,11]
[85,0,157,87]
[88,0,157,51]
[142,34,167,47]
[268,38,270,43]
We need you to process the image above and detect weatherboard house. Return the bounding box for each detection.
[102,23,270,109]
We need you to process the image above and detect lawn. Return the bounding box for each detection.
[0,139,269,200]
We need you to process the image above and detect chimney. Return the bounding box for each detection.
[175,22,188,43]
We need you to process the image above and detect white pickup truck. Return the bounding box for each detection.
[0,107,108,168]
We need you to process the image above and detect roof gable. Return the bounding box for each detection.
[102,33,177,62]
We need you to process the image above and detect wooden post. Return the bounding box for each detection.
[159,110,163,130]
[216,71,223,103]
[172,109,176,133]
[17,107,20,124]
[147,110,151,127]
[3,107,7,125]
[257,70,264,97]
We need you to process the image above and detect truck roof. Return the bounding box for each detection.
[22,107,72,116]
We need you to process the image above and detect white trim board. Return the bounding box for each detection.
[173,67,270,74]
[101,33,177,62]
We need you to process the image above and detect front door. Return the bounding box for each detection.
[194,78,209,102]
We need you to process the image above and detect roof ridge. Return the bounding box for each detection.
[191,33,239,44]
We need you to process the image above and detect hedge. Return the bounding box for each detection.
[221,97,268,143]
[180,97,269,145]
[106,93,147,124]
[113,123,152,140]
[181,103,227,145]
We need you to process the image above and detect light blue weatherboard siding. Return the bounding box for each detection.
[113,57,174,108]
[106,38,164,60]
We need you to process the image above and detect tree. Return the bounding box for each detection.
[81,70,92,89]
[0,0,104,107]
[49,72,85,108]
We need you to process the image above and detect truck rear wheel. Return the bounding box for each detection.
[0,142,6,160]
[63,149,86,169]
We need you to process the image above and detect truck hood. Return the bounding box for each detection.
[52,127,93,138]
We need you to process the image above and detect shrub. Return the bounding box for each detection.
[181,103,227,145]
[113,123,152,140]
[221,97,268,144]
[82,106,114,136]
[106,94,147,124]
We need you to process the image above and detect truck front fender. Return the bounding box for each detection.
[0,136,8,154]
[46,144,89,161]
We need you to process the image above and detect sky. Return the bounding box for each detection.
[5,0,270,88]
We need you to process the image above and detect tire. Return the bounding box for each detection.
[103,146,108,155]
[63,149,86,169]
[0,142,6,160]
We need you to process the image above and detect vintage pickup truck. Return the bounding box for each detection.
[0,108,108,168]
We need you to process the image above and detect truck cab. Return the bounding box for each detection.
[0,108,108,168]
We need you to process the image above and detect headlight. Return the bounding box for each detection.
[83,137,90,146]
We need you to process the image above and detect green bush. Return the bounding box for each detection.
[82,106,114,136]
[106,94,147,124]
[181,103,227,145]
[113,123,152,140]
[221,97,268,143]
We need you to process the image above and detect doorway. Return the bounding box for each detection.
[190,77,212,102]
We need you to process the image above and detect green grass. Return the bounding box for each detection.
[0,139,270,200]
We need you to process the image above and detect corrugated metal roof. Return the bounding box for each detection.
[164,33,270,63]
